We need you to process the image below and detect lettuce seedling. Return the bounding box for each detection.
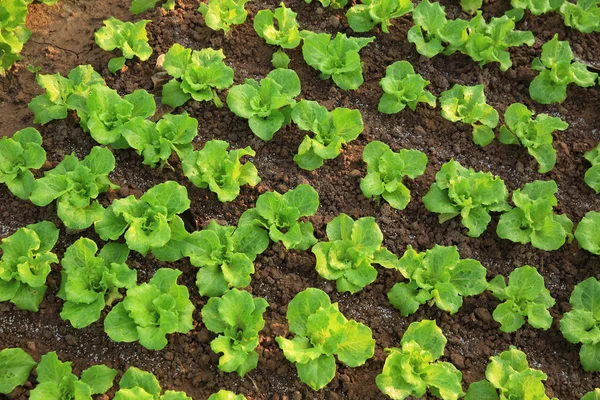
[509,0,564,18]
[276,288,375,390]
[461,0,483,14]
[184,220,269,297]
[0,348,36,394]
[304,0,348,8]
[313,214,399,293]
[162,43,234,108]
[28,64,105,125]
[271,49,290,69]
[575,211,600,255]
[181,139,260,202]
[422,159,510,237]
[0,128,46,200]
[198,0,250,33]
[499,103,568,173]
[94,181,191,261]
[0,0,31,75]
[254,3,301,49]
[407,0,469,58]
[58,238,136,329]
[238,184,319,251]
[388,245,487,317]
[497,180,573,250]
[95,17,153,74]
[202,289,269,377]
[439,84,499,146]
[30,146,119,230]
[123,113,198,167]
[530,34,598,104]
[209,391,247,400]
[560,277,600,371]
[291,99,363,170]
[584,144,600,193]
[227,68,300,141]
[464,346,556,400]
[582,389,600,400]
[30,352,117,400]
[104,268,195,350]
[560,0,600,33]
[488,265,555,333]
[130,0,175,14]
[378,60,436,114]
[301,31,374,90]
[377,320,464,400]
[346,0,413,33]
[115,366,191,400]
[361,141,427,210]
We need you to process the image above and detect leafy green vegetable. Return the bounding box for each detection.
[584,144,600,193]
[377,320,464,400]
[58,238,136,328]
[461,0,483,14]
[238,184,319,251]
[208,390,247,400]
[0,0,31,76]
[0,128,46,200]
[378,60,436,114]
[94,181,191,261]
[464,346,556,400]
[202,289,269,377]
[115,366,191,400]
[104,268,195,350]
[30,352,116,400]
[488,265,555,333]
[162,43,234,108]
[388,245,487,317]
[582,389,600,400]
[575,211,600,255]
[198,0,250,33]
[422,159,510,237]
[181,139,260,202]
[530,34,598,104]
[95,17,152,74]
[271,49,290,69]
[313,214,399,293]
[499,103,568,173]
[301,31,374,90]
[346,0,413,33]
[510,0,564,17]
[276,288,375,390]
[226,68,300,141]
[130,0,175,14]
[560,0,600,33]
[360,140,427,210]
[439,84,499,146]
[291,99,363,170]
[0,348,37,394]
[254,3,301,48]
[497,180,573,250]
[30,146,119,230]
[304,0,348,8]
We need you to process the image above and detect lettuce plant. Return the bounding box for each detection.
[162,43,234,108]
[198,0,250,33]
[497,180,573,250]
[582,389,600,400]
[0,128,46,200]
[377,320,464,400]
[530,34,598,104]
[584,144,600,193]
[461,0,483,14]
[407,0,469,58]
[0,348,36,394]
[560,277,600,371]
[104,268,195,350]
[360,141,427,210]
[346,0,413,33]
[30,146,119,230]
[30,352,117,400]
[488,265,555,333]
[276,288,375,390]
[0,0,31,75]
[464,346,556,400]
[439,84,499,147]
[254,3,301,49]
[238,184,319,251]
[388,245,487,317]
[95,17,152,74]
[58,238,137,329]
[184,220,268,297]
[422,159,510,237]
[181,139,260,202]
[301,31,375,90]
[378,60,436,114]
[271,49,290,69]
[94,181,191,261]
[509,0,564,18]
[202,289,269,377]
[304,0,348,8]
[560,0,600,33]
[130,0,175,14]
[312,214,399,294]
[115,366,191,400]
[227,68,300,141]
[209,391,247,400]
[575,211,600,255]
[499,103,568,173]
[291,99,363,170]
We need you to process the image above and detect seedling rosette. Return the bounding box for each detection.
[346,0,413,33]
[575,211,600,255]
[198,0,250,33]
[584,144,600,193]
[378,61,436,114]
[560,0,600,33]
[130,0,175,14]
[115,366,191,399]
[95,17,153,74]
[254,3,301,49]
[0,0,32,75]
[0,348,36,394]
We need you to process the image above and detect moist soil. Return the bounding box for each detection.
[1,0,600,399]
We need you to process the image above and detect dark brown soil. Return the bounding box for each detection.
[1,0,600,399]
